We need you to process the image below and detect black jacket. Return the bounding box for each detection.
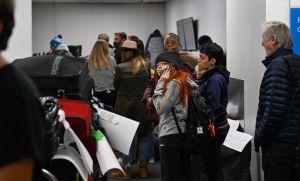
[255,48,300,150]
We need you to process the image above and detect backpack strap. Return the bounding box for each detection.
[171,107,184,137]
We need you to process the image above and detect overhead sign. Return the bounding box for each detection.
[290,8,300,55]
[290,0,300,55]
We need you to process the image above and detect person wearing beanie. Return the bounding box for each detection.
[50,34,62,47]
[152,51,198,181]
[155,51,180,70]
[48,34,73,57]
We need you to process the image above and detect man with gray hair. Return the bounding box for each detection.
[255,21,300,181]
[98,32,114,56]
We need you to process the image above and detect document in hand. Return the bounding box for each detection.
[93,106,139,155]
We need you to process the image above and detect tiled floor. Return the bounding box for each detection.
[108,162,161,181]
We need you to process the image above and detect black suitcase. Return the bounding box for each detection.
[12,55,94,101]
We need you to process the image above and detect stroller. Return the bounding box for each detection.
[13,55,107,181]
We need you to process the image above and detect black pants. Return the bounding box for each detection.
[192,127,228,181]
[94,90,116,110]
[159,134,192,181]
[262,140,297,181]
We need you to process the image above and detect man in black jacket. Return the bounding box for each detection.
[255,21,300,181]
[0,1,45,180]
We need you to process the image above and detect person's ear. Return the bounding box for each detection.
[210,58,217,66]
[270,35,277,46]
[0,20,4,34]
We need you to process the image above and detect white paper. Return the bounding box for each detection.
[223,129,253,152]
[93,106,139,155]
[227,119,240,131]
[63,120,93,174]
[52,145,89,181]
[96,137,124,175]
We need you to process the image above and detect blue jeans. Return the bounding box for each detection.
[122,132,153,167]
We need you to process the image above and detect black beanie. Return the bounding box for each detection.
[155,51,180,70]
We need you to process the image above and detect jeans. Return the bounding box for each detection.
[159,134,192,181]
[121,132,153,167]
[261,140,297,181]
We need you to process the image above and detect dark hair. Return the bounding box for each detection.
[200,43,224,65]
[198,35,213,48]
[0,0,14,51]
[128,35,145,57]
[115,32,127,41]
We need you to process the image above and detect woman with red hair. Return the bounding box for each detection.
[152,52,198,181]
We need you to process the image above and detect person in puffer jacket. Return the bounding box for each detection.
[255,21,300,181]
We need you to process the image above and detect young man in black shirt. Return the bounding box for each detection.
[0,1,45,180]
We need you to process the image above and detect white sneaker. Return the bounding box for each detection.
[148,158,155,164]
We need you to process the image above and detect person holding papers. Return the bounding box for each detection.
[152,51,198,181]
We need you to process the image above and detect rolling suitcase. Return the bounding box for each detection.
[12,55,94,101]
[49,99,98,181]
[58,99,96,159]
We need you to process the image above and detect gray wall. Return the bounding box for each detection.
[165,0,226,49]
[32,2,165,56]
[226,1,266,180]
[3,0,32,62]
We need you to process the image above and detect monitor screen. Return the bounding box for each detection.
[183,17,197,51]
[176,19,186,50]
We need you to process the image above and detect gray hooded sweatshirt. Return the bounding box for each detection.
[153,77,198,138]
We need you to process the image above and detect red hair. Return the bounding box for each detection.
[154,64,192,107]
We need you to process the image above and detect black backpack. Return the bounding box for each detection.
[171,94,215,154]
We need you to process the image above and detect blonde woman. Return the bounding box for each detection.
[88,39,116,108]
[110,40,151,179]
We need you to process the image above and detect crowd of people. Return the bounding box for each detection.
[1,0,300,181]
